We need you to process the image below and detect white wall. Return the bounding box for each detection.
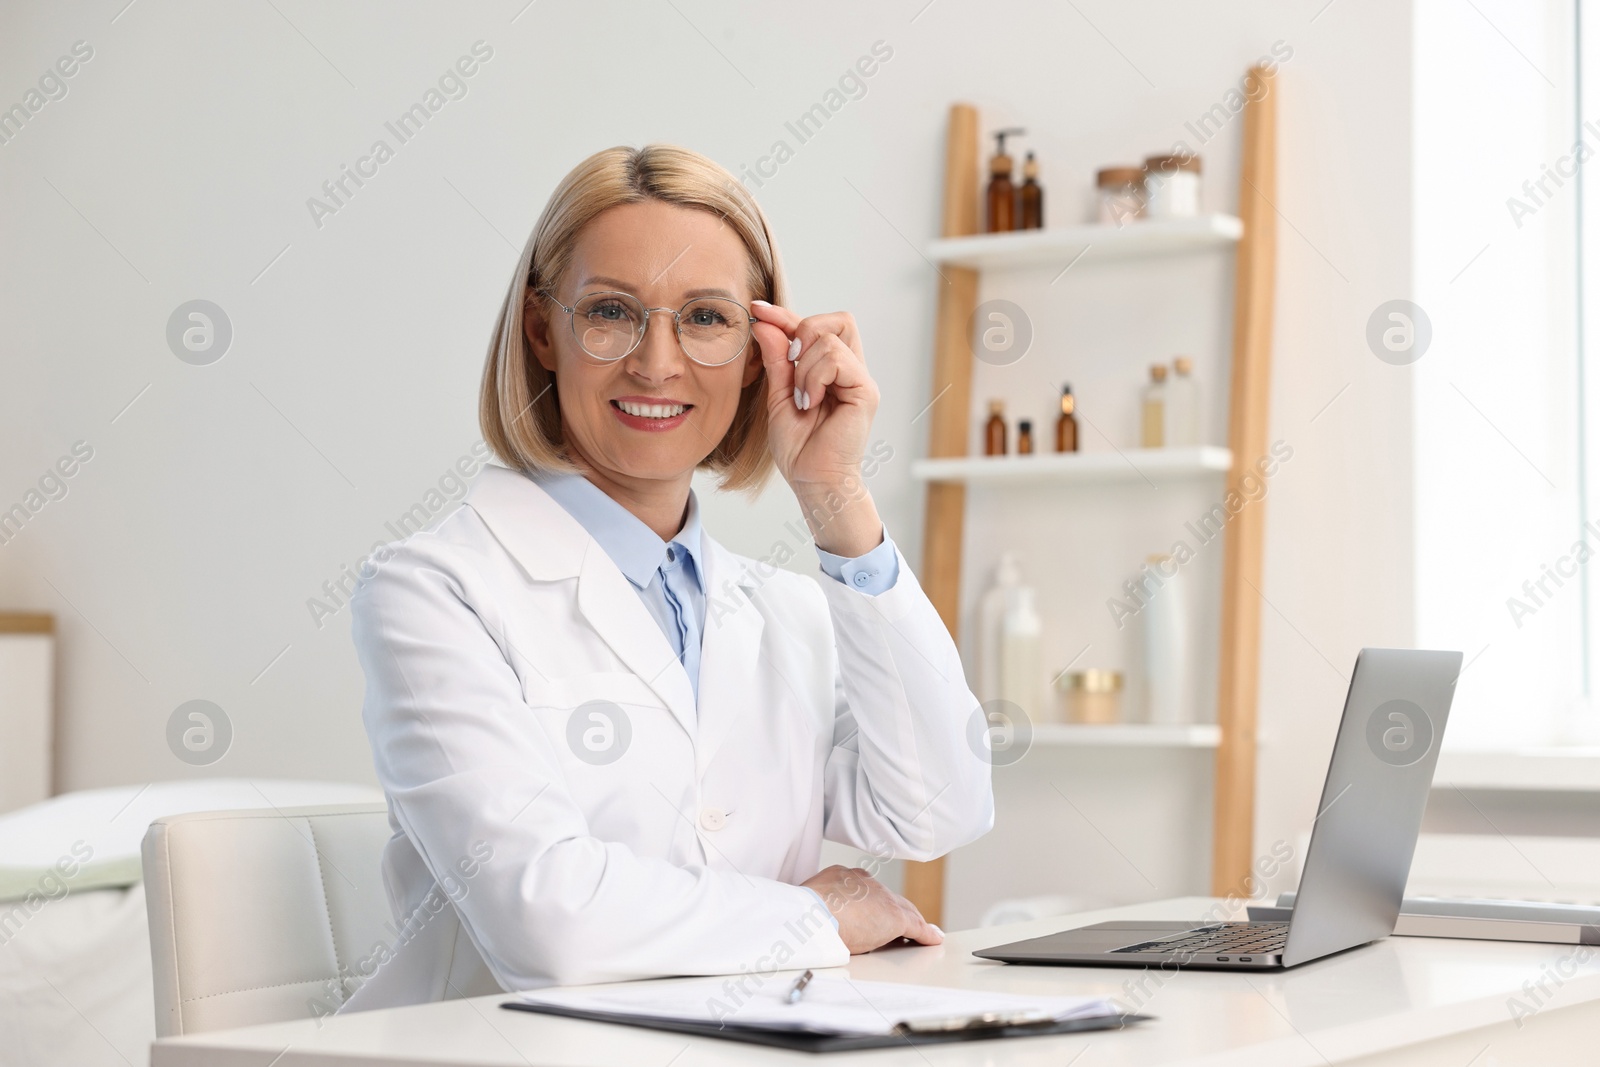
[1,1,1415,919]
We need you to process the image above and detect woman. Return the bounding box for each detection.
[343,144,993,1011]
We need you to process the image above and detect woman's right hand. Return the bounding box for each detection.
[801,865,944,954]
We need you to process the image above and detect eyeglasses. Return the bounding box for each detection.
[541,290,757,368]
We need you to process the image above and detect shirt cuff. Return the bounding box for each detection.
[815,531,900,596]
[803,886,841,929]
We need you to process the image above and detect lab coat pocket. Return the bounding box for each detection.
[527,671,676,764]
[527,671,665,714]
[528,672,685,792]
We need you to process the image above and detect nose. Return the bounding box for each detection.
[624,308,687,382]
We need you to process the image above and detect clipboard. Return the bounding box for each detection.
[500,1000,1151,1052]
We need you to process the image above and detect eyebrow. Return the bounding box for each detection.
[577,275,739,300]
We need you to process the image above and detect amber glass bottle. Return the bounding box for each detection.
[986,129,1023,233]
[1055,385,1079,452]
[1017,419,1035,454]
[984,400,1007,455]
[1020,152,1043,230]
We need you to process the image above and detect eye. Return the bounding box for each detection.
[588,300,631,322]
[686,306,730,327]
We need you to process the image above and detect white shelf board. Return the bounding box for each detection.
[1031,723,1221,748]
[1431,748,1600,792]
[926,214,1244,271]
[911,446,1232,486]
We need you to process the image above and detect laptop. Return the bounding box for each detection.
[974,647,1463,971]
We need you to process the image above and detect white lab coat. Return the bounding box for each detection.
[339,463,993,1012]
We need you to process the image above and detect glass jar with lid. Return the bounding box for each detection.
[1095,167,1145,226]
[1143,153,1202,218]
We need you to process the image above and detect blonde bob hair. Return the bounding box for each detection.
[479,144,785,492]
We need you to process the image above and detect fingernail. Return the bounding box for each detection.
[787,338,801,362]
[752,299,772,308]
[802,391,811,410]
[794,386,803,409]
[932,924,944,937]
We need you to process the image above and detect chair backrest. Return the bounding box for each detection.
[141,803,393,1036]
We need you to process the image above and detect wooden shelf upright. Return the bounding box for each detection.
[905,66,1279,923]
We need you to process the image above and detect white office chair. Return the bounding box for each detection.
[141,803,395,1037]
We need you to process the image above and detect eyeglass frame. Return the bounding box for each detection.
[536,288,759,368]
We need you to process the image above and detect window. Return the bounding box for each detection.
[1413,0,1584,748]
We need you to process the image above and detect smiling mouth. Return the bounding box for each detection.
[611,399,691,419]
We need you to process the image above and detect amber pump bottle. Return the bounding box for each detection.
[1017,419,1035,454]
[984,400,1008,455]
[1020,151,1044,230]
[986,128,1024,233]
[1055,385,1079,452]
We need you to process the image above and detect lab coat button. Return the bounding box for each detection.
[698,807,727,831]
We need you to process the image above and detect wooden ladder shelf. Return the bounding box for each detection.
[905,66,1278,923]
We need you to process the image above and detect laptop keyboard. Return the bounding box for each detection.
[1111,922,1289,956]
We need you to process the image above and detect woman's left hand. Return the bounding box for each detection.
[751,302,878,486]
[751,302,885,556]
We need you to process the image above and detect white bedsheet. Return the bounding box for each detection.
[0,778,384,900]
[0,778,385,1065]
[0,884,153,1067]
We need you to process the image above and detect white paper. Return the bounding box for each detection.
[519,974,1118,1037]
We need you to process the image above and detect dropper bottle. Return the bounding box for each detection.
[1020,151,1044,230]
[1055,384,1079,452]
[985,399,1008,455]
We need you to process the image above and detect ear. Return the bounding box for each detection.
[740,337,763,389]
[523,288,558,373]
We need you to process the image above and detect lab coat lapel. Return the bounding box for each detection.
[695,537,765,770]
[466,465,697,740]
[575,543,698,739]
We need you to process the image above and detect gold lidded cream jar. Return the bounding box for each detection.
[1058,669,1125,724]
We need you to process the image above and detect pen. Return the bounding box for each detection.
[785,969,814,1004]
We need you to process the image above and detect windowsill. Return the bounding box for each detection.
[1432,747,1600,791]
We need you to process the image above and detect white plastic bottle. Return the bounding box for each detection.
[1142,553,1193,724]
[999,584,1043,722]
[976,553,1021,701]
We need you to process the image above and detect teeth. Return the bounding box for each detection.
[617,400,687,418]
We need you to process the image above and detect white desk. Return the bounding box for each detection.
[151,897,1600,1066]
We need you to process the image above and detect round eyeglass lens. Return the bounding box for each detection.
[572,292,643,361]
[677,297,751,366]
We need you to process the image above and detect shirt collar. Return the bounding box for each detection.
[529,471,703,592]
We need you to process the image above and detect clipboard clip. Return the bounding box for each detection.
[894,1009,1059,1035]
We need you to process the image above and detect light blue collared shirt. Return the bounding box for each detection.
[531,472,900,710]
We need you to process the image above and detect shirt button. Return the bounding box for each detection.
[698,807,727,832]
[854,572,873,586]
[666,546,676,563]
